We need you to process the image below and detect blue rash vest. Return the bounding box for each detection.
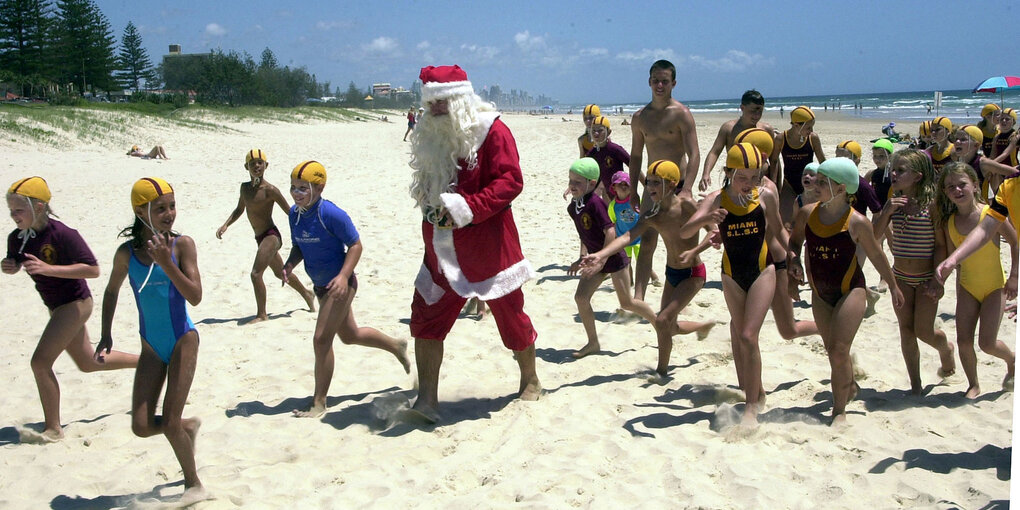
[289,198,360,287]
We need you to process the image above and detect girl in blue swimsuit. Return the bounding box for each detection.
[98,177,205,502]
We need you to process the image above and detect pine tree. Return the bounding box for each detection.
[53,0,117,94]
[0,0,55,96]
[258,47,277,70]
[115,21,153,91]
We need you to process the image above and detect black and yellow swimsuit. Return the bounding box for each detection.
[720,188,770,292]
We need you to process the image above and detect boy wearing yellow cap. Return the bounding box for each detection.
[581,159,716,375]
[927,117,955,174]
[216,149,315,323]
[283,161,410,418]
[991,108,1018,167]
[100,177,205,499]
[4,177,138,442]
[698,89,775,192]
[771,105,826,226]
[578,104,601,157]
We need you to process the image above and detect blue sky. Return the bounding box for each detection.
[96,0,1020,104]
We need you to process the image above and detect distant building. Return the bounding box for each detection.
[162,44,213,91]
[372,83,391,97]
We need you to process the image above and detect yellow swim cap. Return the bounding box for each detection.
[932,116,952,131]
[726,143,765,170]
[131,177,174,208]
[292,160,327,185]
[592,115,610,129]
[919,120,932,136]
[981,103,1001,117]
[583,104,601,117]
[734,128,774,156]
[790,106,815,124]
[246,148,268,165]
[837,140,862,160]
[647,160,681,183]
[959,125,983,144]
[1003,108,1017,122]
[8,176,51,203]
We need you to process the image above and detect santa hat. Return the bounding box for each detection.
[420,65,474,103]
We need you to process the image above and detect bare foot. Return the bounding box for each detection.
[243,315,268,325]
[864,288,881,318]
[830,413,848,427]
[1003,375,1014,392]
[395,339,411,373]
[648,370,671,384]
[571,342,600,359]
[302,290,316,312]
[694,321,717,341]
[965,385,981,399]
[739,411,759,428]
[519,376,542,401]
[20,426,64,444]
[292,404,326,418]
[938,343,957,378]
[408,400,440,424]
[179,485,212,506]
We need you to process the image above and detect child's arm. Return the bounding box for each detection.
[769,132,785,186]
[677,192,725,239]
[761,186,790,252]
[216,186,246,239]
[148,234,202,306]
[580,217,655,276]
[872,193,905,238]
[19,254,99,279]
[787,204,811,284]
[699,123,729,191]
[999,219,1019,300]
[993,133,1017,164]
[98,244,131,358]
[980,157,1020,178]
[271,185,292,217]
[811,132,826,163]
[326,239,362,300]
[923,212,948,299]
[1,257,19,274]
[937,214,1003,283]
[851,214,904,309]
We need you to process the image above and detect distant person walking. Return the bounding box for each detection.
[403,108,417,142]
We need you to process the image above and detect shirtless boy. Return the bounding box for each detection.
[698,90,775,192]
[629,60,700,301]
[583,160,716,377]
[217,149,316,322]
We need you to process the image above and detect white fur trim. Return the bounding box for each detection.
[421,80,474,103]
[470,112,500,155]
[414,263,447,305]
[431,228,535,300]
[440,193,473,227]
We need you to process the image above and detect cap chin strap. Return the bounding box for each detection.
[16,195,37,254]
[820,180,841,209]
[135,202,163,292]
[572,181,590,214]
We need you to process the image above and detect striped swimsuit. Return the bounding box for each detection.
[889,208,935,286]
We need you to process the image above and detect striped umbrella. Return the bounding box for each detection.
[972,76,1020,107]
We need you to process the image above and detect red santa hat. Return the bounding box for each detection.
[420,65,474,103]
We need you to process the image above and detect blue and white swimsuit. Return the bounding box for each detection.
[128,238,195,363]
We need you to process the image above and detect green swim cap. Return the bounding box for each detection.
[570,157,600,181]
[804,162,819,174]
[873,138,894,154]
[817,157,860,194]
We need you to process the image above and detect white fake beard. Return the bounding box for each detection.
[409,95,495,212]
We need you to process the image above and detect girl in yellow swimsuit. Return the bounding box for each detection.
[936,162,1017,398]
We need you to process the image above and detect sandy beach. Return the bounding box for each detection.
[0,107,1013,508]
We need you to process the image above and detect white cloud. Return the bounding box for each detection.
[205,23,226,36]
[514,30,545,52]
[580,47,609,57]
[460,44,500,61]
[615,48,676,62]
[316,20,350,31]
[362,36,399,54]
[689,50,774,72]
[417,41,430,50]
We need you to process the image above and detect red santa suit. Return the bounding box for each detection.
[411,114,537,350]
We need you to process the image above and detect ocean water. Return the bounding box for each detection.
[557,88,1020,126]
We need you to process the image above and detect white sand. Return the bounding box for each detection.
[0,108,1013,508]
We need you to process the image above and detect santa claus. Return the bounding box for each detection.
[408,65,541,422]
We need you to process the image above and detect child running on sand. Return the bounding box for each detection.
[216,149,316,323]
[872,149,957,394]
[98,177,205,501]
[282,161,410,418]
[3,177,138,442]
[566,158,659,358]
[935,162,1016,398]
[679,144,781,426]
[582,160,716,375]
[788,158,904,425]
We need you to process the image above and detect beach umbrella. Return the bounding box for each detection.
[972,76,1020,107]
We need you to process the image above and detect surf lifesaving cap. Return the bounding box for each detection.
[583,104,601,117]
[982,103,1001,117]
[872,139,895,154]
[1003,108,1017,122]
[648,160,681,183]
[592,116,610,129]
[735,128,774,157]
[790,106,815,124]
[958,125,983,144]
[726,143,765,170]
[932,116,953,131]
[817,157,860,194]
[8,176,51,203]
[837,140,862,160]
[292,160,327,185]
[569,157,600,181]
[246,149,267,165]
[131,177,174,208]
[611,171,630,185]
[919,120,932,136]
[804,162,819,174]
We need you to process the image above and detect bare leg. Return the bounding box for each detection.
[611,269,657,323]
[771,268,818,339]
[955,289,982,398]
[634,227,658,301]
[30,299,93,438]
[248,235,283,323]
[573,273,605,358]
[975,290,1014,391]
[722,270,775,425]
[911,285,955,378]
[66,323,138,370]
[411,338,443,422]
[514,344,542,400]
[269,252,315,311]
[814,289,866,424]
[654,275,707,375]
[293,289,356,417]
[893,284,924,394]
[336,303,410,373]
